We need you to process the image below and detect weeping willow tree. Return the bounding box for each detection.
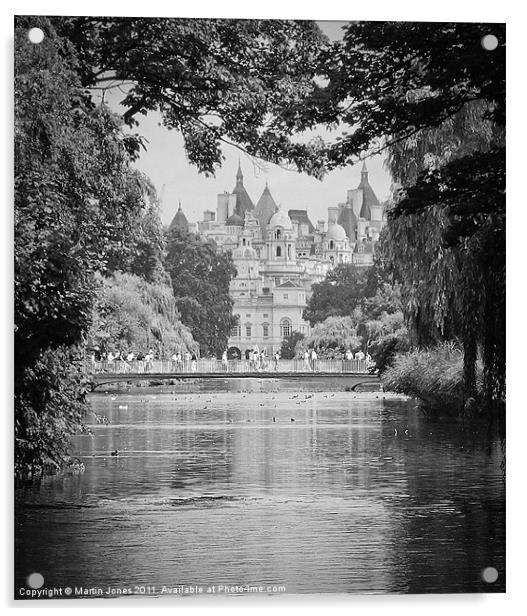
[87,272,199,356]
[296,316,362,359]
[380,101,505,408]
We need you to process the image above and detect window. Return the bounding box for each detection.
[276,246,282,257]
[275,229,281,239]
[231,316,241,337]
[329,240,334,250]
[263,313,269,318]
[262,323,269,337]
[246,314,251,317]
[287,244,291,258]
[280,318,292,338]
[283,294,289,300]
[245,324,252,338]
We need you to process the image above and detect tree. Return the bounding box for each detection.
[303,264,373,326]
[280,331,305,360]
[380,105,504,405]
[87,272,198,356]
[364,312,410,373]
[14,22,169,476]
[297,316,362,359]
[164,230,237,357]
[289,21,505,409]
[15,347,88,479]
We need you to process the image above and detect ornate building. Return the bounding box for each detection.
[179,161,386,357]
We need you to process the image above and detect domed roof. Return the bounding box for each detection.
[326,222,347,241]
[232,245,258,260]
[226,213,244,226]
[268,206,292,230]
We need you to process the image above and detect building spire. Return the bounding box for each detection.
[236,158,243,184]
[361,161,368,178]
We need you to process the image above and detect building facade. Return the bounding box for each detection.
[171,162,386,357]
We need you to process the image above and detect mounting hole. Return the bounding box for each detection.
[27,572,45,589]
[481,34,498,51]
[28,27,45,44]
[481,566,499,583]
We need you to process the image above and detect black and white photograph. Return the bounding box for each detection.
[12,7,507,603]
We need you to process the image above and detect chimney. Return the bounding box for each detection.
[328,206,339,225]
[216,194,229,222]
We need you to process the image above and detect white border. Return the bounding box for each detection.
[2,2,522,614]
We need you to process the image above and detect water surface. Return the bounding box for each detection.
[15,379,505,597]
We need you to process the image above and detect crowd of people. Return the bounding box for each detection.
[90,349,199,373]
[89,346,373,374]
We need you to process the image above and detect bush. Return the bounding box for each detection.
[369,326,411,373]
[383,342,483,414]
[15,347,89,479]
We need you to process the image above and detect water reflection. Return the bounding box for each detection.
[15,380,505,596]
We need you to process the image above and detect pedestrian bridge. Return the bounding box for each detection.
[85,358,381,391]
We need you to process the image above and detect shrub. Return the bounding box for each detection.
[383,342,483,414]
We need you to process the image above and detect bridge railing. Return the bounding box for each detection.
[84,358,371,375]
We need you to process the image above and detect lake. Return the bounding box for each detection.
[15,378,505,598]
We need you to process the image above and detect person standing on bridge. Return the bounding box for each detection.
[222,350,228,372]
[345,349,353,372]
[310,348,318,372]
[106,351,114,373]
[184,350,191,372]
[303,349,310,370]
[273,350,280,371]
[191,352,197,372]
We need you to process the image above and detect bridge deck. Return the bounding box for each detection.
[88,370,380,390]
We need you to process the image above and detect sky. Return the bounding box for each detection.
[106,20,393,226]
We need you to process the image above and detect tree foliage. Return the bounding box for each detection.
[280,331,305,360]
[297,316,362,359]
[14,21,168,476]
[286,20,505,409]
[33,16,327,175]
[303,264,374,326]
[14,25,165,367]
[15,347,88,479]
[87,272,198,356]
[164,230,237,356]
[277,21,505,171]
[380,105,505,405]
